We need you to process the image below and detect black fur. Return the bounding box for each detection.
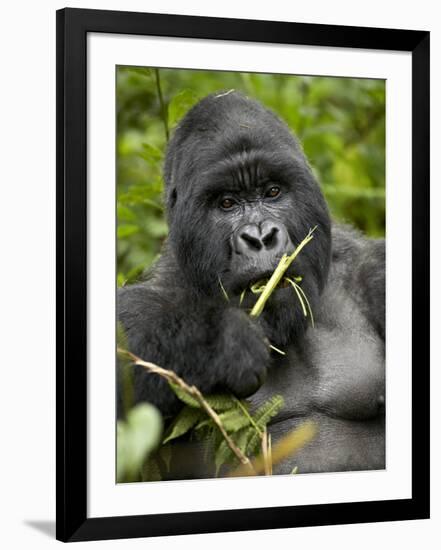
[117,92,385,474]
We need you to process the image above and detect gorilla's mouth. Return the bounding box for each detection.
[251,278,291,289]
[230,265,314,327]
[231,267,298,296]
[248,277,290,294]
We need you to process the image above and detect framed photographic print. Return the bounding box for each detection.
[56,7,430,542]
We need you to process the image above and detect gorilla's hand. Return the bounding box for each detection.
[218,308,270,397]
[117,285,271,416]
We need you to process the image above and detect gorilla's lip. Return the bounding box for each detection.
[249,277,290,290]
[231,269,293,295]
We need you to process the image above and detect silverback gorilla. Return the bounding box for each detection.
[117,91,385,475]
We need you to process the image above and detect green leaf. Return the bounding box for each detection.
[117,204,136,222]
[215,439,236,475]
[235,427,255,454]
[214,425,260,475]
[168,90,199,127]
[117,224,139,239]
[218,409,250,432]
[253,395,284,429]
[124,67,153,79]
[204,394,239,411]
[194,417,214,432]
[163,406,205,444]
[140,143,163,165]
[168,382,201,408]
[117,403,163,482]
[118,181,164,206]
[144,217,168,238]
[116,322,129,350]
[246,395,285,456]
[125,264,145,285]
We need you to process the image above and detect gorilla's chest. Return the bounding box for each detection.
[250,309,385,423]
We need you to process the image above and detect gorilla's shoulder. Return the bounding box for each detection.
[117,248,183,323]
[330,223,385,338]
[331,223,384,266]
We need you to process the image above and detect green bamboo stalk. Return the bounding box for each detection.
[249,226,317,317]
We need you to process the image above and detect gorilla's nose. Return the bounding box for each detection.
[234,221,289,257]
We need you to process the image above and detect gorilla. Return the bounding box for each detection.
[117,91,385,475]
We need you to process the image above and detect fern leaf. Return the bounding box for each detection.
[245,430,262,457]
[254,395,284,429]
[168,382,200,408]
[163,406,204,444]
[246,395,285,456]
[234,426,256,455]
[215,439,236,475]
[193,417,215,432]
[204,393,239,411]
[218,409,251,432]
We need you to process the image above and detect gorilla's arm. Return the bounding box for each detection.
[331,225,385,340]
[355,239,385,340]
[117,284,270,417]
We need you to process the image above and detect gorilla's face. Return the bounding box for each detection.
[164,93,332,344]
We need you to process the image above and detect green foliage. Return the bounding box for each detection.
[167,382,200,408]
[117,67,385,281]
[252,394,286,428]
[116,403,163,482]
[167,89,199,128]
[163,406,205,444]
[211,395,284,475]
[165,383,285,477]
[126,378,284,481]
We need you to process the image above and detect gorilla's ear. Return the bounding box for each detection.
[169,188,177,209]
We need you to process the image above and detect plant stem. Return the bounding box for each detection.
[269,344,286,355]
[154,69,169,142]
[249,226,317,317]
[234,397,262,436]
[261,428,271,476]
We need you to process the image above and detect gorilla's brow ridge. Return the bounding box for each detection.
[196,148,301,198]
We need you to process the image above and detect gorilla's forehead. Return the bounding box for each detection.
[193,147,308,196]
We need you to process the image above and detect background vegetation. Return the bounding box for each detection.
[117,67,385,285]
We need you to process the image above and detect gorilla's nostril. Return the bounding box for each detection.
[241,232,262,251]
[262,226,279,248]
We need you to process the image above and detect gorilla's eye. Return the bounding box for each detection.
[220,197,236,210]
[266,186,281,199]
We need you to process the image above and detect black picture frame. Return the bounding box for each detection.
[56,7,430,542]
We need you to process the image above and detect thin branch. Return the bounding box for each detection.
[234,397,262,436]
[154,68,169,142]
[117,347,255,473]
[269,344,286,356]
[261,428,271,476]
[268,433,273,475]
